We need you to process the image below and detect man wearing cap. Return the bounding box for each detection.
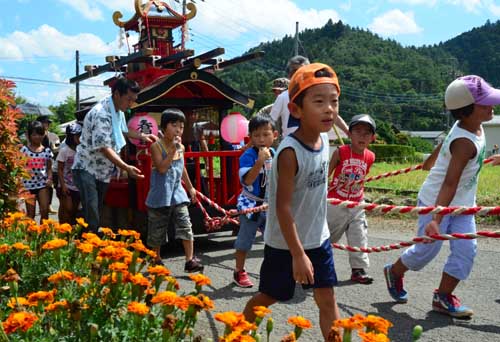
[384,75,500,318]
[72,77,157,233]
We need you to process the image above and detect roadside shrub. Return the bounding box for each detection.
[0,79,29,217]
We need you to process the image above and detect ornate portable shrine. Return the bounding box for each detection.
[71,0,263,233]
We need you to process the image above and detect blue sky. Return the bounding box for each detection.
[1,0,499,107]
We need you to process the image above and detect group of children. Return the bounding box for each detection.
[20,61,500,339]
[22,120,82,225]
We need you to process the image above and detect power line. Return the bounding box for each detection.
[0,75,107,88]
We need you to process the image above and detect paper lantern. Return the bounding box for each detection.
[127,113,158,148]
[220,112,248,144]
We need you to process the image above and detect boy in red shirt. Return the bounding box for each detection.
[327,114,376,284]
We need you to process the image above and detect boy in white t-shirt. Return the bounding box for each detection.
[384,75,500,318]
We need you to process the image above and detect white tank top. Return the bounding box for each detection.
[264,133,331,250]
[418,121,485,207]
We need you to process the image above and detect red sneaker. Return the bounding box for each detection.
[233,270,253,288]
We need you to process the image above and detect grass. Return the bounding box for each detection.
[367,161,500,207]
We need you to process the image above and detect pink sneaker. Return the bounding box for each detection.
[233,270,253,288]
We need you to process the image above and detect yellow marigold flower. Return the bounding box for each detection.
[7,297,30,309]
[127,272,151,287]
[109,262,128,272]
[117,229,140,240]
[253,306,271,318]
[55,223,72,234]
[358,331,390,342]
[2,311,38,334]
[364,315,393,335]
[75,241,94,254]
[45,299,69,312]
[0,244,11,254]
[127,301,150,316]
[334,314,365,331]
[151,291,178,306]
[8,212,24,221]
[12,242,30,250]
[287,316,312,329]
[27,289,57,305]
[48,270,75,283]
[188,273,211,287]
[76,217,88,228]
[99,227,116,239]
[147,265,171,276]
[42,239,68,250]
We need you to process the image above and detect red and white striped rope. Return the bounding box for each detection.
[332,230,500,253]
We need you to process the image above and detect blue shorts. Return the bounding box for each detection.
[234,213,265,252]
[259,239,337,302]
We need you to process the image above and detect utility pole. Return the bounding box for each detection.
[293,21,299,56]
[75,50,80,111]
[181,0,187,50]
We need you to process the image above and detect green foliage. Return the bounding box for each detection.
[49,95,76,124]
[0,80,29,218]
[219,19,500,132]
[407,136,434,153]
[369,144,416,163]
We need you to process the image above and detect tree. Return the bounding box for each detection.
[49,95,77,124]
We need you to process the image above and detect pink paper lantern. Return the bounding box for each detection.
[127,113,158,149]
[220,112,248,144]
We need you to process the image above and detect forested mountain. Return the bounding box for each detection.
[218,19,500,131]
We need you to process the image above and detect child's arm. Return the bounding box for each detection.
[334,115,349,135]
[242,148,271,186]
[46,157,53,187]
[490,154,500,166]
[151,142,176,174]
[181,150,198,204]
[422,143,442,171]
[276,148,315,285]
[57,161,68,195]
[328,148,340,178]
[425,138,476,236]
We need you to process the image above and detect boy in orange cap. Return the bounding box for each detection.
[243,63,343,339]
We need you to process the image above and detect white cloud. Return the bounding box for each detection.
[58,0,104,21]
[340,1,352,11]
[446,0,483,13]
[368,9,423,36]
[486,0,500,15]
[188,0,340,52]
[0,25,125,61]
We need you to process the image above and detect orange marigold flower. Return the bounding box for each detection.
[253,306,271,318]
[127,301,150,316]
[328,327,342,342]
[215,311,244,327]
[151,291,178,306]
[55,223,72,234]
[0,244,10,254]
[1,268,21,282]
[174,296,189,311]
[42,239,68,250]
[147,265,171,277]
[117,229,140,240]
[27,223,43,234]
[48,270,75,283]
[99,227,116,239]
[363,315,393,335]
[127,272,151,287]
[7,297,30,309]
[75,241,95,254]
[2,311,38,334]
[45,300,69,312]
[334,314,365,331]
[280,332,296,342]
[12,242,30,250]
[76,217,88,228]
[108,262,128,272]
[75,276,91,286]
[287,316,312,329]
[197,294,214,310]
[27,289,57,305]
[98,246,133,261]
[188,273,211,287]
[165,276,180,290]
[358,331,390,342]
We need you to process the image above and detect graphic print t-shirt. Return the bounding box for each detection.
[21,145,53,190]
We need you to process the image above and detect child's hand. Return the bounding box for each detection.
[188,187,198,204]
[424,220,440,240]
[258,147,272,162]
[46,178,53,187]
[490,154,500,166]
[292,253,314,285]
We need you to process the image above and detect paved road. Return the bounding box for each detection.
[159,220,500,342]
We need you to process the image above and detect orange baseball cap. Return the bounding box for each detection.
[288,63,340,103]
